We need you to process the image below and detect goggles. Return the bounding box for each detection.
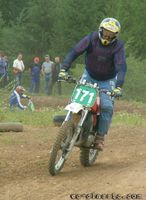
[102,29,116,41]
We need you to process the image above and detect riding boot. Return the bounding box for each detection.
[94,134,104,151]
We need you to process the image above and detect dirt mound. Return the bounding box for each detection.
[32,96,68,108]
[114,100,146,115]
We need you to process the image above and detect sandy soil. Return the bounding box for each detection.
[0,97,146,200]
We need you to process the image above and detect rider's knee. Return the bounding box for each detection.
[101,101,113,113]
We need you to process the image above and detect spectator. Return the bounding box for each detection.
[0,51,7,88]
[29,57,41,94]
[9,86,30,111]
[41,54,54,95]
[13,53,25,86]
[3,55,9,85]
[52,56,62,95]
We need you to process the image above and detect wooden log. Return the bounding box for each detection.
[0,122,23,132]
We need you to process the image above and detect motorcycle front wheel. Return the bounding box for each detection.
[80,148,98,167]
[48,121,74,176]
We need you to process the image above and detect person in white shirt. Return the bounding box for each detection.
[13,53,25,86]
[41,54,54,95]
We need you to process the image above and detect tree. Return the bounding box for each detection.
[51,0,107,58]
[104,0,146,59]
[0,0,146,60]
[0,0,29,25]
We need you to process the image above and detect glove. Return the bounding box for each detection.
[23,106,27,110]
[113,87,122,97]
[58,69,68,80]
[26,96,31,100]
[21,94,31,99]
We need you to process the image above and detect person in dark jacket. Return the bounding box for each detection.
[52,56,62,95]
[59,18,127,151]
[0,51,7,88]
[29,57,41,93]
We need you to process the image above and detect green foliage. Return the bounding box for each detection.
[124,56,146,102]
[53,0,105,51]
[0,108,65,126]
[0,0,28,25]
[0,0,146,59]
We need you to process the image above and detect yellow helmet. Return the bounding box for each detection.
[98,18,121,45]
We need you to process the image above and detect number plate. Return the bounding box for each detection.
[71,84,97,107]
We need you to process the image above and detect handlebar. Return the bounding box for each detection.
[58,76,121,98]
[57,76,77,84]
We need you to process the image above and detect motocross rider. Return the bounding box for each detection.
[59,18,127,151]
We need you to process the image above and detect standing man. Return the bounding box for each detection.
[13,53,25,86]
[59,18,127,151]
[41,55,54,95]
[3,55,9,86]
[29,57,41,94]
[52,56,62,95]
[0,51,7,88]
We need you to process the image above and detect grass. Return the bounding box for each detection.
[113,112,146,126]
[0,106,146,127]
[0,109,146,147]
[0,107,67,127]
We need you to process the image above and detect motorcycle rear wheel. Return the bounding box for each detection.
[80,148,98,167]
[48,121,74,176]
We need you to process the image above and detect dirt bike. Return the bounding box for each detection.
[49,77,115,176]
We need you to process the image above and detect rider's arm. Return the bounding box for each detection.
[114,45,127,88]
[14,91,27,110]
[61,35,91,71]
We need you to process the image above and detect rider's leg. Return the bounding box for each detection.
[94,92,113,150]
[95,79,115,150]
[97,92,114,135]
[80,70,116,150]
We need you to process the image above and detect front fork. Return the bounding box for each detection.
[64,109,89,127]
[63,109,89,159]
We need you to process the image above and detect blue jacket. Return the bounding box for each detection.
[0,58,7,75]
[30,63,41,76]
[62,32,127,87]
[9,90,27,110]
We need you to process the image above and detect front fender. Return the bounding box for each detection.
[65,102,83,113]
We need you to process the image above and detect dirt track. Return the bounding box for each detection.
[0,124,146,200]
[0,97,146,200]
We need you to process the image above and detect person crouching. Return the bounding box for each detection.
[9,86,30,111]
